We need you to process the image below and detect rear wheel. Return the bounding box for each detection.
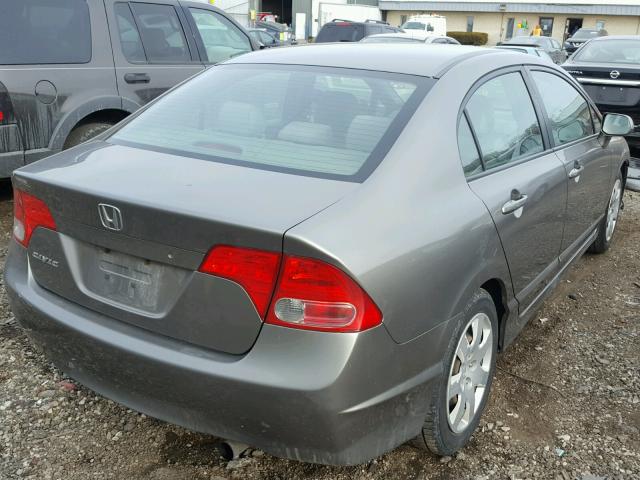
[63,122,114,149]
[590,173,623,254]
[413,289,498,456]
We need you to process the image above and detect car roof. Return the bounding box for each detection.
[224,43,514,78]
[588,35,640,42]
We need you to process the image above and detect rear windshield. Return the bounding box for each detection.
[573,39,640,64]
[316,24,365,42]
[572,29,599,39]
[402,22,426,31]
[0,0,91,65]
[109,64,430,181]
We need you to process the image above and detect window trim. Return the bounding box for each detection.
[127,1,198,65]
[457,65,552,181]
[525,65,601,151]
[114,2,148,64]
[184,6,254,64]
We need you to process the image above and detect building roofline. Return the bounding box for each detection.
[378,1,640,16]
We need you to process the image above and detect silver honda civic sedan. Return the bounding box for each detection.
[5,44,634,465]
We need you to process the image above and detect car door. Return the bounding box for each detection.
[105,0,204,108]
[182,5,253,64]
[460,68,568,320]
[527,68,612,262]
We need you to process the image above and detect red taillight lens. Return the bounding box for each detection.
[13,189,57,247]
[199,245,281,317]
[266,255,382,332]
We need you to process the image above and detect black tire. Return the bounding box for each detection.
[413,288,498,456]
[63,122,114,149]
[589,171,623,254]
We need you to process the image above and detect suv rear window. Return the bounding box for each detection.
[109,65,430,181]
[316,23,365,43]
[0,0,91,65]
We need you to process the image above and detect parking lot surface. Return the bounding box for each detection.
[1,184,639,480]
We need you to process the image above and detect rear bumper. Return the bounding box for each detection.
[5,241,451,465]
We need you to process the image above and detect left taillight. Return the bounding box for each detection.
[13,188,57,247]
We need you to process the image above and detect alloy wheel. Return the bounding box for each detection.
[446,312,493,434]
[605,178,622,242]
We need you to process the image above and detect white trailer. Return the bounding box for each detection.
[312,2,381,37]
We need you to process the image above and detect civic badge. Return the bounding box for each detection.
[98,204,123,231]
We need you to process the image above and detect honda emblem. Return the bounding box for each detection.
[98,204,123,231]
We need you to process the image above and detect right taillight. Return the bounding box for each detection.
[13,189,57,247]
[266,255,382,333]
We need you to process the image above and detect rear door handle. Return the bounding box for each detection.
[501,190,528,215]
[124,73,150,84]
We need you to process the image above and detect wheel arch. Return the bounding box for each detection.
[480,278,509,352]
[48,96,140,152]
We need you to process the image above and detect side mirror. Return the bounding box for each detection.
[602,113,634,136]
[259,42,266,50]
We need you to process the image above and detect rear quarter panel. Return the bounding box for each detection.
[285,54,523,344]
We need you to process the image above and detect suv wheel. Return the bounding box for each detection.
[413,288,498,455]
[63,122,114,149]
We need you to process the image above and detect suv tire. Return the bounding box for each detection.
[63,122,114,149]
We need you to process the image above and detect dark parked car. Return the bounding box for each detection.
[500,35,566,64]
[0,0,256,177]
[5,44,633,465]
[255,20,296,45]
[247,28,283,48]
[564,28,608,54]
[562,36,640,150]
[315,19,401,43]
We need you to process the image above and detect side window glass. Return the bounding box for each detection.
[189,8,251,64]
[131,3,190,63]
[115,3,146,63]
[466,72,544,170]
[458,115,483,176]
[531,71,594,145]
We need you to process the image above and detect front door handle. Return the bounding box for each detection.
[502,190,528,215]
[124,73,150,84]
[568,161,584,179]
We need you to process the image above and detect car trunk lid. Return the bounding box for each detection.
[15,142,357,354]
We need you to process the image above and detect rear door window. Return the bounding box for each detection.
[188,8,252,63]
[0,0,91,64]
[115,3,146,63]
[465,72,544,170]
[109,65,431,181]
[531,71,594,145]
[130,2,191,63]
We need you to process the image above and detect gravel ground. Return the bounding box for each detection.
[0,183,639,480]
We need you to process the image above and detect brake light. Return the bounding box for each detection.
[13,189,57,247]
[0,111,4,122]
[266,255,382,332]
[199,245,281,317]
